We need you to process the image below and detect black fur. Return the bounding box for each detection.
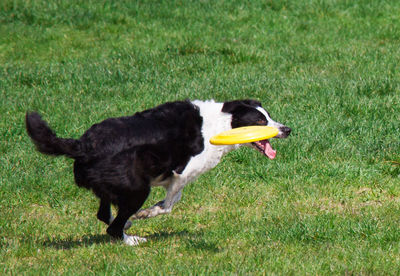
[26,100,204,240]
[25,112,82,158]
[222,100,269,128]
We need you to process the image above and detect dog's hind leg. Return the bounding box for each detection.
[97,198,113,224]
[106,187,150,246]
[96,198,132,230]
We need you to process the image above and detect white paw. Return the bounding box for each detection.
[123,233,147,246]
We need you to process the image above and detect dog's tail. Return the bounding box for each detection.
[26,112,83,159]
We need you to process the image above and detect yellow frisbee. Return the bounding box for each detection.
[210,126,279,145]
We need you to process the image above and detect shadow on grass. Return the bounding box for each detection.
[42,234,112,249]
[42,230,221,252]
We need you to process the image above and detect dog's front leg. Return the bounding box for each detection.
[131,173,185,220]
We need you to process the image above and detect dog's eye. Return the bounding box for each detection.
[256,119,267,125]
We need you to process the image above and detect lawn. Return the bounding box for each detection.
[1,0,399,274]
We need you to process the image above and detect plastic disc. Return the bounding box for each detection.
[210,126,279,145]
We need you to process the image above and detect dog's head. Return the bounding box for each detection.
[222,99,291,159]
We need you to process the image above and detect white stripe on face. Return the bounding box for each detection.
[256,107,284,129]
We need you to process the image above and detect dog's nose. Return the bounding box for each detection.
[280,126,291,137]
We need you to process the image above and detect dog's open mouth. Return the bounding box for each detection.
[252,140,276,160]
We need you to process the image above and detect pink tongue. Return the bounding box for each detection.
[263,140,276,160]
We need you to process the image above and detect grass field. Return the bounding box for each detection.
[1,0,399,274]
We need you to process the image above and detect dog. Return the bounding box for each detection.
[26,99,291,246]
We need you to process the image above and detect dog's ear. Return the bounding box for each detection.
[222,99,261,113]
[241,99,262,108]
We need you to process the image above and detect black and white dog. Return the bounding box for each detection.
[26,99,291,246]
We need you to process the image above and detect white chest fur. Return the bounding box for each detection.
[150,100,239,188]
[179,101,239,181]
[143,100,241,218]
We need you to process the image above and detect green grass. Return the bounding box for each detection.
[1,0,399,274]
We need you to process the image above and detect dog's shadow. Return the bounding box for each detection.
[42,234,112,249]
[42,230,218,251]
